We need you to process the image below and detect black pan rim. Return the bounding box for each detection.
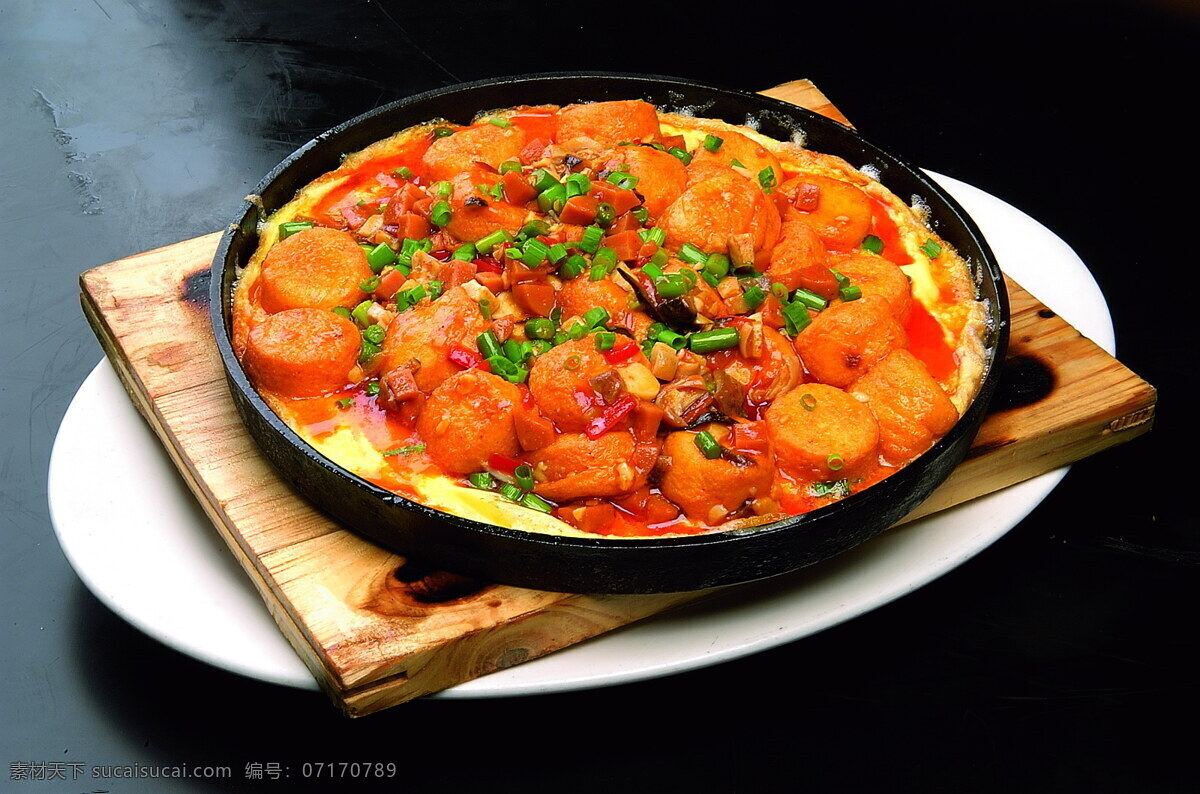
[210,72,1009,588]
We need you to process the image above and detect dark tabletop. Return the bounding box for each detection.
[2,1,1195,791]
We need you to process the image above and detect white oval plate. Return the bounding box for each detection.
[49,174,1114,697]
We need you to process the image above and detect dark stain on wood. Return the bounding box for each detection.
[181,267,211,311]
[964,435,1017,460]
[989,354,1056,413]
[391,562,490,604]
[1038,308,1056,319]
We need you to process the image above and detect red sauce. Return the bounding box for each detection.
[905,300,958,380]
[505,106,559,143]
[307,139,433,227]
[869,198,913,266]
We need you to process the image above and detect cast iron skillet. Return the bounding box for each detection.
[211,72,1009,594]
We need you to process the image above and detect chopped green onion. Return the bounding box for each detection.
[839,285,863,302]
[486,355,527,384]
[433,180,453,199]
[792,288,828,311]
[703,252,731,280]
[667,146,692,165]
[503,338,534,364]
[432,127,455,138]
[531,168,559,193]
[450,242,477,262]
[476,330,503,360]
[595,201,617,227]
[564,172,591,197]
[811,479,851,498]
[742,284,767,310]
[478,298,492,319]
[653,273,690,298]
[558,253,587,280]
[362,324,386,345]
[499,160,523,174]
[831,268,851,288]
[521,238,551,267]
[782,300,812,335]
[525,318,556,339]
[689,327,740,354]
[529,339,552,356]
[730,158,746,169]
[537,183,567,213]
[694,430,724,460]
[365,381,381,396]
[799,392,818,411]
[591,246,617,274]
[862,235,884,255]
[702,134,723,153]
[642,262,665,280]
[383,444,426,456]
[582,306,611,328]
[430,200,452,227]
[606,171,639,190]
[427,280,444,301]
[758,166,778,191]
[394,166,415,180]
[400,237,427,257]
[826,453,845,472]
[364,242,396,273]
[351,300,373,326]
[771,281,790,302]
[547,242,569,264]
[579,225,604,254]
[499,483,524,502]
[657,329,688,351]
[639,226,666,246]
[594,331,617,351]
[332,306,352,321]
[520,492,555,513]
[700,270,720,289]
[563,353,582,370]
[678,243,708,265]
[278,221,313,239]
[336,397,355,410]
[513,464,535,491]
[631,206,650,224]
[475,229,511,253]
[469,471,496,490]
[359,275,381,293]
[920,238,943,258]
[486,117,511,128]
[358,339,381,364]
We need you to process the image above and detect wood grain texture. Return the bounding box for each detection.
[77,83,1155,716]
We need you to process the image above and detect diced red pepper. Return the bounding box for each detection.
[383,183,427,222]
[793,181,821,212]
[601,336,640,366]
[487,452,524,475]
[474,270,504,295]
[473,256,504,273]
[583,394,638,439]
[448,344,482,370]
[729,421,771,456]
[375,267,409,299]
[558,194,598,225]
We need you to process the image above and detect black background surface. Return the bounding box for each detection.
[2,1,1194,791]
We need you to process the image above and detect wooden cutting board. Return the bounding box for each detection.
[78,80,1156,716]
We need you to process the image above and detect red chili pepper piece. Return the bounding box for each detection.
[601,337,640,365]
[487,452,523,475]
[583,394,638,440]
[448,344,481,370]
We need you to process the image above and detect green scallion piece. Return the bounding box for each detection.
[430,200,452,227]
[364,242,396,273]
[694,430,724,460]
[499,160,523,174]
[520,492,555,513]
[595,201,617,228]
[394,166,415,180]
[582,306,611,328]
[351,300,373,326]
[811,479,851,498]
[451,242,477,262]
[594,331,617,351]
[862,235,884,255]
[476,330,503,360]
[667,146,692,165]
[358,339,381,364]
[641,262,665,280]
[564,172,591,197]
[591,246,617,273]
[653,273,689,299]
[826,453,845,472]
[499,483,524,502]
[639,226,666,246]
[332,306,352,321]
[606,170,639,190]
[631,206,650,224]
[365,381,381,396]
[558,254,587,280]
[547,242,569,264]
[486,117,511,128]
[657,329,688,351]
[792,288,828,311]
[703,252,731,280]
[427,280,444,301]
[486,355,527,384]
[520,238,551,267]
[579,225,604,254]
[278,221,313,239]
[920,238,943,258]
[831,268,851,288]
[434,180,453,199]
[742,284,767,310]
[782,300,812,335]
[799,392,818,411]
[758,166,778,191]
[702,134,723,153]
[475,229,511,253]
[468,471,495,490]
[566,322,588,341]
[503,338,533,364]
[531,168,559,193]
[537,183,567,213]
[688,327,740,354]
[525,318,556,339]
[513,464,535,492]
[336,397,354,410]
[678,243,708,265]
[382,444,426,456]
[362,324,386,345]
[432,127,455,138]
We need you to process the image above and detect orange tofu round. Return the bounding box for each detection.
[768,212,835,295]
[257,227,372,314]
[416,369,522,474]
[775,174,873,252]
[243,307,361,397]
[528,431,646,501]
[830,253,913,323]
[850,349,959,462]
[442,168,528,242]
[598,145,687,219]
[421,122,527,182]
[658,425,775,524]
[377,286,491,393]
[794,294,908,388]
[688,127,783,191]
[765,383,880,479]
[526,338,611,433]
[555,100,661,145]
[658,171,781,264]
